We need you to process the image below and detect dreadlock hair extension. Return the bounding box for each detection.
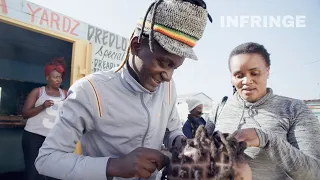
[114,31,135,72]
[138,1,156,43]
[163,125,248,180]
[149,0,164,52]
[115,1,157,73]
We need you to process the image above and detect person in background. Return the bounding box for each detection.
[207,42,320,180]
[34,1,212,180]
[182,99,206,138]
[22,57,67,180]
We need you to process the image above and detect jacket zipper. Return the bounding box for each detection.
[140,93,151,147]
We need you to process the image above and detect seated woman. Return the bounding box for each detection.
[22,57,67,180]
[207,42,320,180]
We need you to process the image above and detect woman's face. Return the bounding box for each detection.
[46,70,63,89]
[229,53,270,103]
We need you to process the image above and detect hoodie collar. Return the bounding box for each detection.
[234,88,275,108]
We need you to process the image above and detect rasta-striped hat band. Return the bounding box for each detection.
[135,0,210,61]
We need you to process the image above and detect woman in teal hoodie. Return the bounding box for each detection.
[208,42,320,180]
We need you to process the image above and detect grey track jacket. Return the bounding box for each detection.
[209,88,320,180]
[35,66,184,180]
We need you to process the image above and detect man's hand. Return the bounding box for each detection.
[233,128,260,147]
[107,147,170,179]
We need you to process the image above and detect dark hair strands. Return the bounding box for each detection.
[228,42,271,70]
[47,57,67,71]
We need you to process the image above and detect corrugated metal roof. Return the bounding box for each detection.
[177,92,213,101]
[178,93,199,99]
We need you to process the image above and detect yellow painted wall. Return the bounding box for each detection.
[0,0,128,156]
[0,14,92,155]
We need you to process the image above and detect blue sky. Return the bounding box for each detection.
[29,0,320,102]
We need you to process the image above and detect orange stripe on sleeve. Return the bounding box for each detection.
[86,78,103,118]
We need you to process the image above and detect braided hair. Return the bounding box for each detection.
[162,125,247,180]
[44,57,67,80]
[46,57,67,70]
[115,0,212,72]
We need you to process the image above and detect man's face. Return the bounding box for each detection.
[191,104,203,118]
[229,53,269,103]
[130,37,185,92]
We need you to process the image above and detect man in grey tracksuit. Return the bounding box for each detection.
[34,1,211,180]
